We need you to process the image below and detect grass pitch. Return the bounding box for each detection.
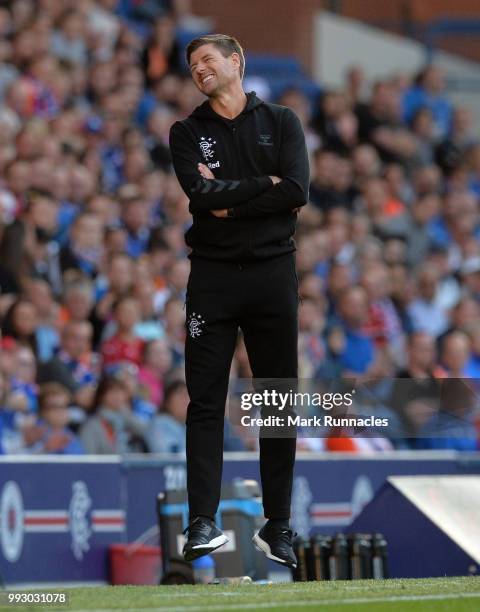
[2,576,480,612]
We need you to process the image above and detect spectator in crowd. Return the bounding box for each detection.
[309,150,355,212]
[408,264,449,338]
[106,360,157,423]
[25,383,84,454]
[59,212,104,279]
[0,190,62,294]
[428,191,480,259]
[93,252,134,336]
[402,66,452,139]
[1,297,39,355]
[101,295,144,367]
[79,375,147,454]
[0,364,33,454]
[459,257,480,302]
[415,378,477,451]
[410,107,436,166]
[356,80,416,164]
[60,276,95,326]
[142,16,182,86]
[441,295,480,340]
[146,379,187,453]
[277,88,321,158]
[329,286,376,376]
[162,297,186,366]
[9,345,38,413]
[120,191,152,258]
[435,331,472,378]
[359,261,404,360]
[0,1,478,454]
[133,276,165,341]
[51,9,88,66]
[147,380,244,453]
[404,194,440,266]
[0,337,18,385]
[138,338,173,406]
[298,297,326,378]
[436,108,473,175]
[24,277,60,361]
[360,177,406,235]
[389,332,439,423]
[37,320,97,409]
[464,322,480,381]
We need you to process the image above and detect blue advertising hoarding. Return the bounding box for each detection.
[0,451,479,584]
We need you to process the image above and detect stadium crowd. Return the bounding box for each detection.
[0,0,479,455]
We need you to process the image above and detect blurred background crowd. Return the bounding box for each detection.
[1,0,480,456]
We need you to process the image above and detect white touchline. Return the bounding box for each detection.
[68,591,480,612]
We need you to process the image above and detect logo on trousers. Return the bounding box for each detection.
[188,313,206,338]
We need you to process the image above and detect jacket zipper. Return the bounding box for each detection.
[229,120,253,258]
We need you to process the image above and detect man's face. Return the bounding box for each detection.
[63,323,92,360]
[123,199,148,232]
[8,162,30,194]
[189,43,240,97]
[116,299,140,330]
[30,196,58,233]
[109,256,133,291]
[339,288,369,329]
[442,335,470,372]
[73,215,103,250]
[409,334,435,370]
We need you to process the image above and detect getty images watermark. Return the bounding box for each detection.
[238,388,388,428]
[227,377,480,441]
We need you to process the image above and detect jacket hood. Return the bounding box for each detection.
[191,91,264,121]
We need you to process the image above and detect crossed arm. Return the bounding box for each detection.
[169,107,309,218]
[197,162,282,217]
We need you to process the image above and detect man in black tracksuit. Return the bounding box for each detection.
[169,34,309,568]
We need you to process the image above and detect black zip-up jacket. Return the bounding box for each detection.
[169,92,309,262]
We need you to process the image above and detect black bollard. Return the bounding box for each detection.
[292,536,310,582]
[329,533,349,580]
[309,534,331,580]
[372,533,389,579]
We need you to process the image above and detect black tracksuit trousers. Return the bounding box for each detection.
[185,252,298,521]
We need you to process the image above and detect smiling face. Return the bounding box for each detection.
[189,43,241,97]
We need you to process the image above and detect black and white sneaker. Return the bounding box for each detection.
[182,517,229,562]
[253,522,297,568]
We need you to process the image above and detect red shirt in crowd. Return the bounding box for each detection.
[101,335,144,368]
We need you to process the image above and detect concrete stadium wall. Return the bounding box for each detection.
[314,11,423,86]
[190,0,319,72]
[341,0,480,24]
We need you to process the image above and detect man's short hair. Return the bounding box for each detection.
[186,34,245,79]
